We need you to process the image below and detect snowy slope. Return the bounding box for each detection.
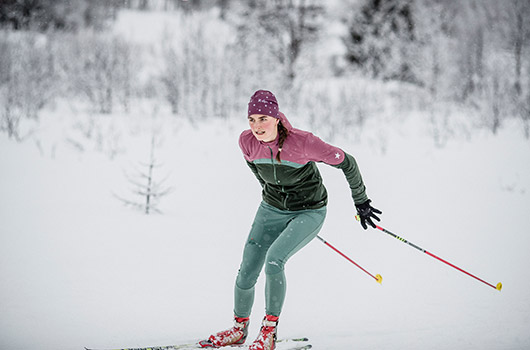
[1,111,529,350]
[2,6,530,350]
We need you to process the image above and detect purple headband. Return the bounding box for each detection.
[247,90,279,119]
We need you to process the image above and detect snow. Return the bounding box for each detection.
[2,7,530,350]
[1,110,529,350]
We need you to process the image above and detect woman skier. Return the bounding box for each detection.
[199,90,381,350]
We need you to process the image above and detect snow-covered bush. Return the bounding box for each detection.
[0,31,57,139]
[61,31,138,114]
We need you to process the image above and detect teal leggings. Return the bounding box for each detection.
[234,201,326,317]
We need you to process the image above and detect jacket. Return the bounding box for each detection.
[239,113,369,211]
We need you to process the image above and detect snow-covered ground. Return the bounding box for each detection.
[1,110,529,350]
[2,6,530,350]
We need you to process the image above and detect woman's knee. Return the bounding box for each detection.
[236,271,257,290]
[236,261,262,290]
[264,254,284,275]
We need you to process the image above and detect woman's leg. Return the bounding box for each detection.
[234,202,289,318]
[264,207,326,316]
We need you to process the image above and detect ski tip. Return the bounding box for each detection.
[496,282,502,291]
[376,274,383,284]
[279,337,309,343]
[284,337,309,342]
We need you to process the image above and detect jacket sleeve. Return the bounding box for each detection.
[246,161,265,188]
[331,152,369,205]
[304,133,368,205]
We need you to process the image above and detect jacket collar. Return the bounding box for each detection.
[258,133,279,148]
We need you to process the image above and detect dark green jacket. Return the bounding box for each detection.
[239,126,369,211]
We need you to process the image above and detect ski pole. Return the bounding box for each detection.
[316,235,382,284]
[356,216,502,291]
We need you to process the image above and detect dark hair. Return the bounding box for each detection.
[276,121,289,163]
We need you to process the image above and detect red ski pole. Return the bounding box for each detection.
[316,235,382,284]
[356,216,502,291]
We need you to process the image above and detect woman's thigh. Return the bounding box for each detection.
[265,207,326,274]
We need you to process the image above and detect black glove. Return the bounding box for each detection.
[355,199,382,230]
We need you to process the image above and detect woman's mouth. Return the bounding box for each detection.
[255,130,266,135]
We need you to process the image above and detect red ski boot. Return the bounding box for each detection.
[248,315,279,350]
[199,316,250,348]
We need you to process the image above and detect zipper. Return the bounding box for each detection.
[268,146,278,183]
[268,146,289,209]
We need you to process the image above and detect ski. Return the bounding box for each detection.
[279,344,312,350]
[287,346,312,350]
[85,337,310,350]
[85,345,196,350]
[276,338,312,350]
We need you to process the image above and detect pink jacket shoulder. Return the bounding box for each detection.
[239,128,345,166]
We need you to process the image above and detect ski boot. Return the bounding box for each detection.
[199,316,250,348]
[248,315,279,350]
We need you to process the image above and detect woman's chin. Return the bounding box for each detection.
[253,133,266,141]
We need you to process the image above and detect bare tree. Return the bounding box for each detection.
[505,0,530,96]
[343,0,417,83]
[114,134,173,215]
[160,46,181,115]
[65,32,136,114]
[218,0,230,20]
[0,0,116,31]
[238,0,324,87]
[0,32,56,140]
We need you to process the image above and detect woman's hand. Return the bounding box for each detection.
[355,200,382,230]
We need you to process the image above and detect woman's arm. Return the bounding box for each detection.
[331,152,369,205]
[304,133,368,205]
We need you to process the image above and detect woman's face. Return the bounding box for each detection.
[248,114,279,142]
